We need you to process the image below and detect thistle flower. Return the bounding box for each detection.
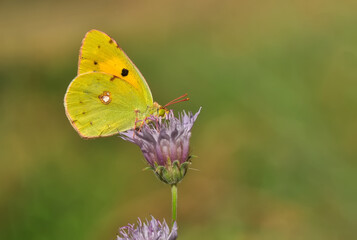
[117,216,178,240]
[121,108,201,185]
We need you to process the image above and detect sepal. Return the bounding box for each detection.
[152,157,191,185]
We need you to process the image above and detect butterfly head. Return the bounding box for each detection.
[158,106,169,117]
[151,102,168,117]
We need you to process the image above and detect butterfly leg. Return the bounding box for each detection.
[133,109,143,137]
[134,109,141,129]
[138,118,147,131]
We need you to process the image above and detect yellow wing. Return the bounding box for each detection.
[78,29,153,103]
[64,72,151,139]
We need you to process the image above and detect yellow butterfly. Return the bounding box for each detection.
[64,30,188,139]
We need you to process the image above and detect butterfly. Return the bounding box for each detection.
[64,30,188,139]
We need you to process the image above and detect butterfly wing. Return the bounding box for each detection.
[78,29,153,104]
[64,72,150,138]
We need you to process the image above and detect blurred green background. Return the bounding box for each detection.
[1,0,356,239]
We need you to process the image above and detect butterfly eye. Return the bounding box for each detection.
[121,68,129,77]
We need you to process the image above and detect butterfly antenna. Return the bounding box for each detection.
[164,93,190,108]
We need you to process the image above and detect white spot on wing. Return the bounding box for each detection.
[102,95,110,103]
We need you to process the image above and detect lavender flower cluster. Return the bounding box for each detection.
[121,109,201,185]
[117,217,178,240]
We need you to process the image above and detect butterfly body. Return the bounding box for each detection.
[64,30,165,138]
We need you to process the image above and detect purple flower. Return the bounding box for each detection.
[117,216,178,240]
[121,108,201,185]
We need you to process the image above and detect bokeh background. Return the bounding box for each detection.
[1,0,356,239]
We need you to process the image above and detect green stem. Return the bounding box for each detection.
[171,184,178,225]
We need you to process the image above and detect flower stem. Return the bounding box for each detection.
[171,184,178,225]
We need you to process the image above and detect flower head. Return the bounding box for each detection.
[121,108,201,185]
[117,216,177,240]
